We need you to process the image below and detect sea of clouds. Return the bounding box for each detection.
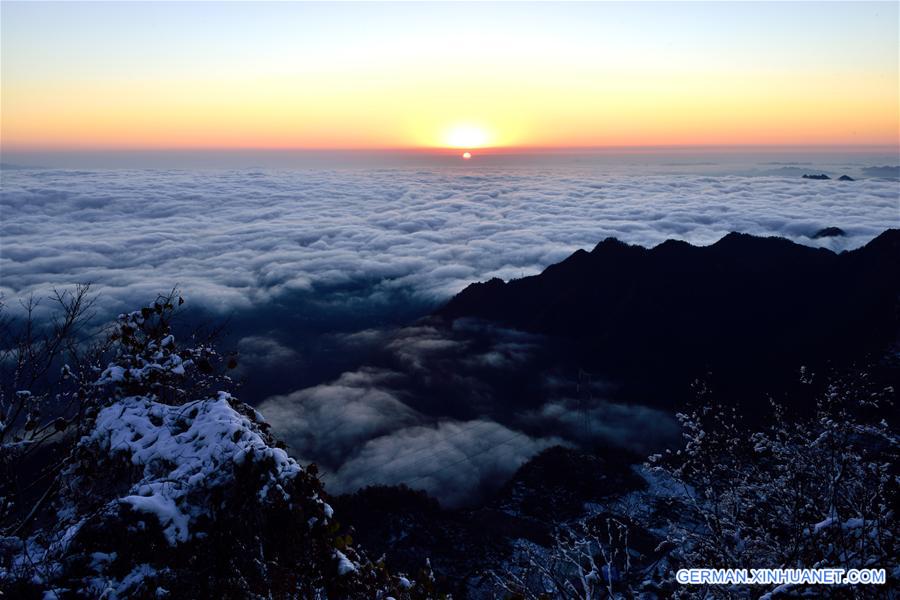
[2,165,898,505]
[2,167,898,315]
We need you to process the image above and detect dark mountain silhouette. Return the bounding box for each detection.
[838,175,855,181]
[812,226,846,238]
[437,230,900,410]
[802,173,831,180]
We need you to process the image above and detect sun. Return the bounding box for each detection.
[443,124,491,149]
[462,152,472,160]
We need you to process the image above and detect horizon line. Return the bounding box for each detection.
[5,143,899,155]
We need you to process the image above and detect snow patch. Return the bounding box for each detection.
[334,550,357,575]
[86,394,304,545]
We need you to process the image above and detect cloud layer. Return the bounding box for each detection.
[2,168,897,317]
[256,323,679,507]
[3,165,896,505]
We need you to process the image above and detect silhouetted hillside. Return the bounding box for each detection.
[438,230,900,409]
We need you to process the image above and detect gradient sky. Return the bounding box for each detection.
[1,1,898,151]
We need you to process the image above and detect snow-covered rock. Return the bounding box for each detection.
[83,392,308,545]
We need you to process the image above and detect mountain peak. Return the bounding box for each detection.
[591,237,631,252]
[437,230,899,407]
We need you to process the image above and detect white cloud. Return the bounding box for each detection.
[327,420,562,507]
[235,335,300,372]
[257,368,420,468]
[2,169,896,317]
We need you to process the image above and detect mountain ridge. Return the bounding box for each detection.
[437,229,900,409]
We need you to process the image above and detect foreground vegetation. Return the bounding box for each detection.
[2,288,896,598]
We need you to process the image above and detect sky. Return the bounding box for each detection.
[1,1,898,152]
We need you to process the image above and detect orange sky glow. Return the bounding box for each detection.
[2,3,898,152]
